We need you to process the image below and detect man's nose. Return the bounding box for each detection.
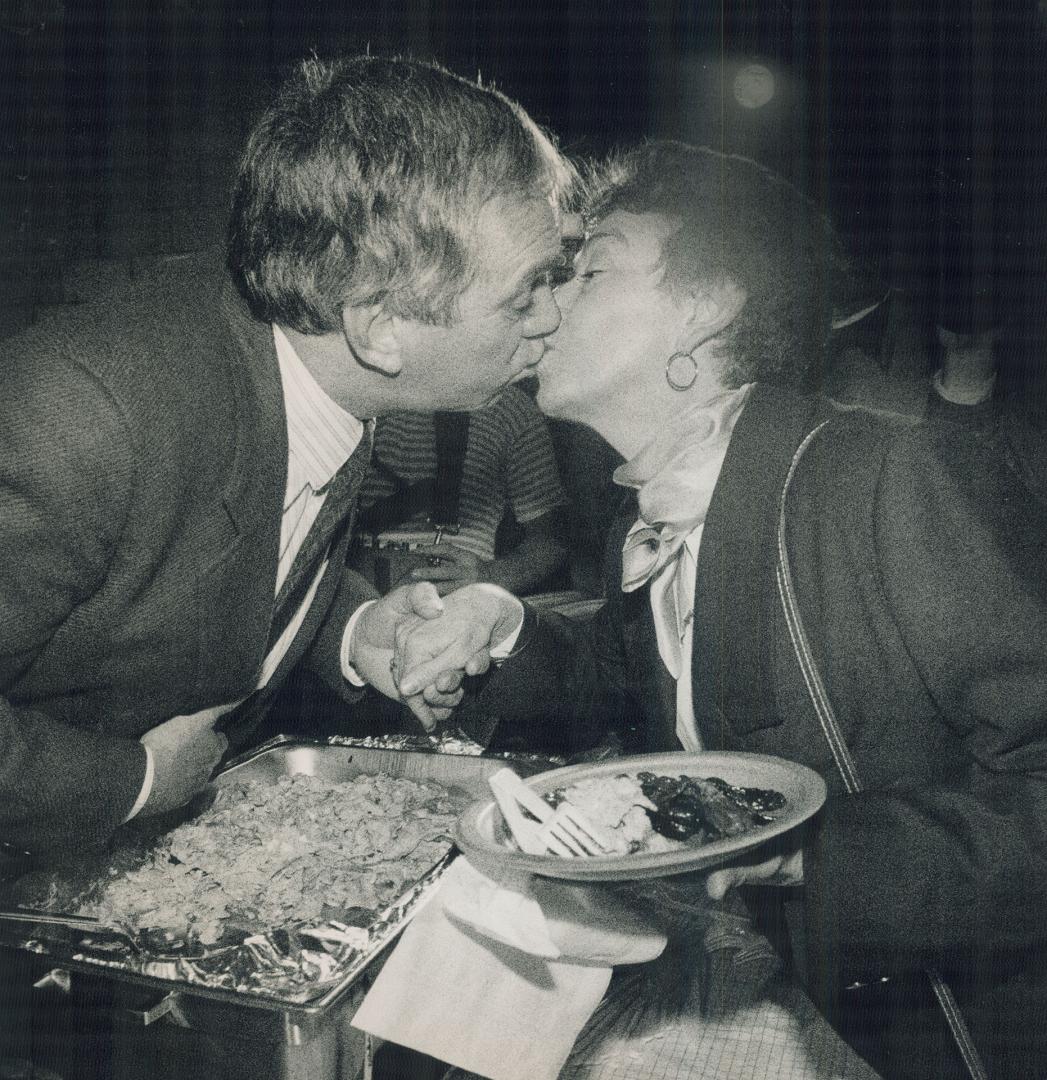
[525,284,561,338]
[552,273,581,312]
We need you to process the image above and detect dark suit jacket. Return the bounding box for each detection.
[0,251,374,851]
[480,385,1047,1077]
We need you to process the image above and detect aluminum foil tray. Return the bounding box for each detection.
[327,728,565,768]
[0,737,512,1018]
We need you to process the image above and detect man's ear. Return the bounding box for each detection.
[341,302,403,376]
[676,278,748,353]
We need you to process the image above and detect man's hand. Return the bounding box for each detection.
[348,582,465,728]
[704,845,804,900]
[394,584,525,730]
[138,705,230,817]
[409,543,488,595]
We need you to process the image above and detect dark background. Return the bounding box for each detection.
[2,0,1046,370]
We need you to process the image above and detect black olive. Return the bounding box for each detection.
[644,790,709,841]
[639,772,785,843]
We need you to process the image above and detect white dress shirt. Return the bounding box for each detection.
[261,324,365,686]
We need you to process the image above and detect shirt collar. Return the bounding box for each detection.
[272,324,365,491]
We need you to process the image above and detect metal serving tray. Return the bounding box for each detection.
[0,737,509,1027]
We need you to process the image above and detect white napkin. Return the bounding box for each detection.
[352,858,667,1080]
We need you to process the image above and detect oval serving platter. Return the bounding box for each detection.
[455,750,827,882]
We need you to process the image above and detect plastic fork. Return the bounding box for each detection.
[538,803,610,857]
[488,768,608,858]
[488,774,548,855]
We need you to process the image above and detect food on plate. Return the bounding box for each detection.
[546,772,787,856]
[77,773,460,944]
[547,775,671,856]
[637,772,786,842]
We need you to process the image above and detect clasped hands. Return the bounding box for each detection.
[348,581,523,730]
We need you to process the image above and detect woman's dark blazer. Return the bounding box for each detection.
[481,385,1047,1077]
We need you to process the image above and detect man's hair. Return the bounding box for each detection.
[584,141,847,389]
[228,56,574,334]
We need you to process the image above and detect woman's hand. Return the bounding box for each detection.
[394,584,525,728]
[704,845,804,900]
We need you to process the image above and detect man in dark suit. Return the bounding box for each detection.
[0,55,571,853]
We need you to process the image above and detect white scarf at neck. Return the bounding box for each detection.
[617,384,754,592]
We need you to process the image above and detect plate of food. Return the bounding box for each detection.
[454,751,827,881]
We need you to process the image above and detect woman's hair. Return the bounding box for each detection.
[227,56,574,334]
[584,141,847,389]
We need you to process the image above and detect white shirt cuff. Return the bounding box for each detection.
[341,599,379,686]
[473,583,526,657]
[123,743,156,822]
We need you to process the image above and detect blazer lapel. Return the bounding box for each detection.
[691,386,828,748]
[189,283,288,699]
[216,280,288,549]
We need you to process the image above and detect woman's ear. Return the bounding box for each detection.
[677,278,748,352]
[341,302,403,376]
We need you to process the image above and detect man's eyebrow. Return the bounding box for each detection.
[537,248,572,277]
[504,250,568,296]
[584,228,626,248]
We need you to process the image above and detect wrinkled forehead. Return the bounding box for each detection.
[495,192,559,246]
[462,194,564,297]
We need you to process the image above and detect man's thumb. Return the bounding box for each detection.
[407,581,445,620]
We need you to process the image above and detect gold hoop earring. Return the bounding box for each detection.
[665,352,698,391]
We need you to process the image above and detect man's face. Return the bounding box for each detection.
[392,196,564,410]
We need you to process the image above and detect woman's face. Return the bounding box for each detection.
[535,210,690,424]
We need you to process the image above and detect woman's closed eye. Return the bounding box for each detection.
[550,251,608,291]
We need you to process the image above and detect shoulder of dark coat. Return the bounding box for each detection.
[5,247,265,444]
[7,247,242,387]
[795,403,1042,536]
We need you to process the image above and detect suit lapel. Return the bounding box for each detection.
[691,385,828,748]
[217,280,288,550]
[603,389,830,752]
[189,283,288,698]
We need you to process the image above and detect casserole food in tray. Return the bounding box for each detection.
[0,737,510,1019]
